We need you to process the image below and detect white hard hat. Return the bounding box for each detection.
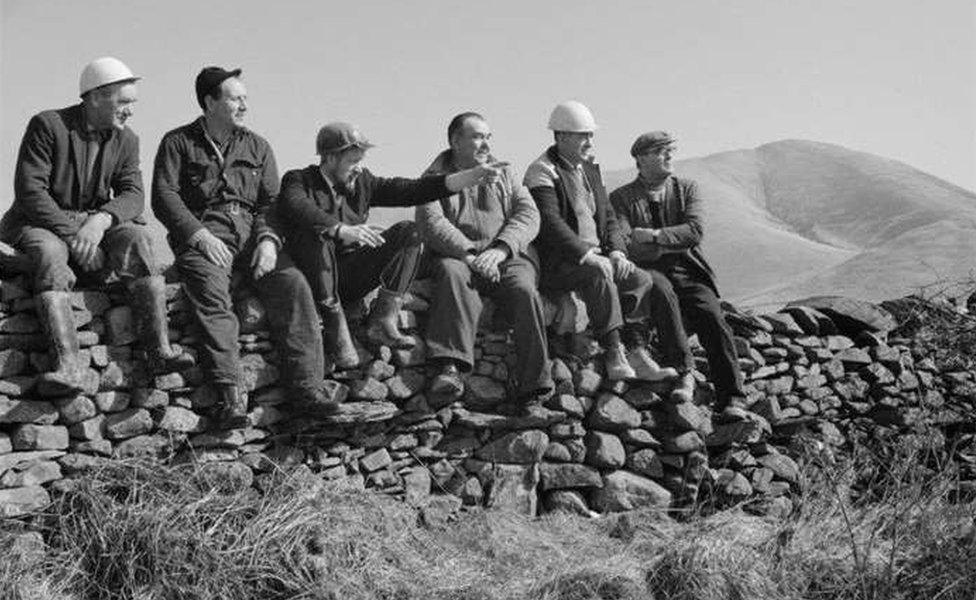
[79,57,139,97]
[547,100,597,133]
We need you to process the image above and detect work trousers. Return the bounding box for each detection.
[175,209,323,389]
[1,214,157,292]
[656,263,744,401]
[290,220,421,307]
[425,255,553,396]
[542,259,694,371]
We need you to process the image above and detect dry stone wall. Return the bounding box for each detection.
[0,273,973,519]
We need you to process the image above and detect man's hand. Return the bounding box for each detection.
[581,249,613,280]
[251,239,277,280]
[194,228,234,268]
[69,212,112,271]
[471,247,507,283]
[336,224,385,248]
[445,161,509,192]
[609,250,636,280]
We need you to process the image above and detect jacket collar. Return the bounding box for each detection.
[634,173,672,193]
[425,148,498,177]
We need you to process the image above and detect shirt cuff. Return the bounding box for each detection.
[185,228,207,248]
[257,232,282,250]
[579,247,599,264]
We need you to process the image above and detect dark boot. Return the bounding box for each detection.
[128,275,194,374]
[212,384,249,429]
[365,288,415,349]
[321,301,360,370]
[288,385,341,417]
[430,360,464,398]
[36,290,88,397]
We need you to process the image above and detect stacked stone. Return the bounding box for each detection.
[1,269,974,518]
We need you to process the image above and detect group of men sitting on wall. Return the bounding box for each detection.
[3,57,747,429]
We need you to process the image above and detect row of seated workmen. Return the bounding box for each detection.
[3,57,746,428]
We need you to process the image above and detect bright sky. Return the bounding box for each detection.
[2,0,974,219]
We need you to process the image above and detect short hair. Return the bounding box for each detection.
[199,86,224,111]
[82,81,123,103]
[447,112,485,144]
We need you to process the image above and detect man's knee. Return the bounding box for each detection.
[434,257,471,284]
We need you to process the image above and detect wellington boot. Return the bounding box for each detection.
[321,302,360,370]
[212,384,249,430]
[36,290,88,397]
[128,276,194,374]
[365,288,415,349]
[605,343,637,381]
[628,347,679,382]
[669,372,697,404]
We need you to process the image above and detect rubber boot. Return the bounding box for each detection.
[628,347,679,382]
[605,343,637,381]
[365,288,415,349]
[128,276,194,374]
[213,384,249,430]
[36,290,88,397]
[321,301,360,370]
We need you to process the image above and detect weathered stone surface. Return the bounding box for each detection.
[0,349,28,377]
[761,313,804,335]
[664,401,712,434]
[663,431,705,453]
[545,394,586,418]
[586,393,641,431]
[54,395,96,425]
[0,486,50,517]
[360,448,392,472]
[467,460,539,515]
[94,391,131,413]
[132,387,169,409]
[0,376,36,397]
[574,368,602,397]
[0,433,10,454]
[476,430,549,463]
[706,414,770,447]
[788,296,896,335]
[386,370,425,401]
[544,442,572,462]
[0,398,58,425]
[584,431,625,469]
[621,428,661,449]
[757,452,800,483]
[464,376,506,409]
[240,353,278,392]
[349,377,388,401]
[0,460,61,488]
[323,401,399,424]
[11,425,68,450]
[104,408,154,440]
[539,463,602,491]
[401,467,431,504]
[588,470,672,512]
[542,490,594,517]
[627,448,664,479]
[68,415,105,440]
[192,461,254,494]
[157,406,206,433]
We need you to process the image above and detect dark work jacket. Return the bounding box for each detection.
[609,175,718,295]
[4,104,144,239]
[151,118,281,248]
[524,145,626,272]
[277,165,449,236]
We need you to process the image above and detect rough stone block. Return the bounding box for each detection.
[588,470,671,512]
[475,430,549,463]
[68,415,105,440]
[0,398,58,425]
[0,460,61,488]
[586,393,641,431]
[94,391,131,413]
[104,408,153,440]
[539,463,602,491]
[11,425,69,450]
[0,486,50,517]
[157,406,206,433]
[360,448,392,472]
[55,395,97,425]
[584,431,625,469]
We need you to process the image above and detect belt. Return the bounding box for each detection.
[210,200,250,215]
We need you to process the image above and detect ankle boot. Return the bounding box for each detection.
[669,371,697,404]
[213,384,248,429]
[605,343,636,381]
[365,288,415,349]
[128,276,194,374]
[321,301,360,370]
[288,385,341,417]
[36,290,88,397]
[628,347,679,382]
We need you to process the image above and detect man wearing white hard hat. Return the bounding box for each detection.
[524,101,694,399]
[0,57,192,398]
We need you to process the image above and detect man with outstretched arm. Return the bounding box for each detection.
[153,66,333,428]
[416,112,553,412]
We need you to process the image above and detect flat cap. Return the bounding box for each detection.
[195,66,242,110]
[630,131,676,157]
[316,122,374,155]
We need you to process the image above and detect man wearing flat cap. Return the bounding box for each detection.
[0,56,192,397]
[153,66,332,428]
[277,120,507,370]
[610,131,746,418]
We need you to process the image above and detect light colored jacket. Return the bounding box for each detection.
[416,149,539,261]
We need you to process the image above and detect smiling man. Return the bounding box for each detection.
[416,112,553,410]
[277,121,507,371]
[0,56,192,397]
[153,66,332,428]
[609,131,746,418]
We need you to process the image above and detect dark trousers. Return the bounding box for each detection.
[2,215,157,292]
[542,260,694,371]
[176,209,323,389]
[425,255,553,396]
[289,220,421,306]
[659,263,744,401]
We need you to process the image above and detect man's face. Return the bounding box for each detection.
[323,147,366,189]
[555,131,594,164]
[207,77,248,129]
[89,82,138,130]
[636,145,675,179]
[451,117,492,168]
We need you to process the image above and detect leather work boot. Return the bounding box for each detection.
[365,288,415,349]
[604,343,637,381]
[430,361,464,398]
[669,371,697,404]
[288,385,341,417]
[628,347,679,382]
[321,301,360,370]
[36,290,89,397]
[212,384,249,430]
[128,276,194,374]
